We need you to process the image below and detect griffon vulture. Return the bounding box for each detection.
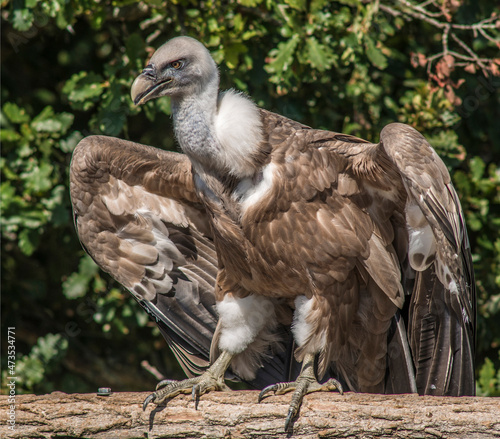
[70,36,475,430]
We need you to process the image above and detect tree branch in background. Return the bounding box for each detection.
[379,0,500,87]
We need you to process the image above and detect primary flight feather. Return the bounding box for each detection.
[70,36,475,431]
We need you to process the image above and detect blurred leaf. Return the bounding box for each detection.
[21,161,53,193]
[311,0,329,12]
[285,0,306,10]
[62,255,100,299]
[97,107,127,136]
[18,228,40,256]
[3,102,30,124]
[364,36,387,70]
[11,8,34,31]
[470,156,486,182]
[32,107,74,134]
[43,185,69,225]
[238,0,263,5]
[63,72,105,110]
[477,356,500,396]
[304,37,336,71]
[224,43,247,69]
[0,129,21,142]
[265,34,300,81]
[33,333,68,363]
[2,333,68,393]
[59,131,83,153]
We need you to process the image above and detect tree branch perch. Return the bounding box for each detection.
[1,391,499,438]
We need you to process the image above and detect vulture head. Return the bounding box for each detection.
[130,36,264,178]
[131,36,218,105]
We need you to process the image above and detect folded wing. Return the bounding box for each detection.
[379,123,475,396]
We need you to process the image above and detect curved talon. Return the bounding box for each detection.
[284,385,304,431]
[321,378,344,395]
[143,393,155,411]
[192,384,201,409]
[258,383,278,402]
[285,406,296,432]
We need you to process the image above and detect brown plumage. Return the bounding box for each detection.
[70,36,475,429]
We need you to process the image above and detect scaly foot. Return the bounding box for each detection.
[258,353,343,431]
[143,350,233,410]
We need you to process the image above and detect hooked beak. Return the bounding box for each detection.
[130,67,172,105]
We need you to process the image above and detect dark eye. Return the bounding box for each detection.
[171,60,183,69]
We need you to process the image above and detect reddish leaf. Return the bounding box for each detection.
[411,52,428,69]
[490,62,500,76]
[418,53,427,67]
[464,63,476,74]
[440,0,463,21]
[436,54,455,79]
[444,84,462,106]
[410,52,419,68]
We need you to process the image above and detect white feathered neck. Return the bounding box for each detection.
[215,90,264,177]
[171,77,263,178]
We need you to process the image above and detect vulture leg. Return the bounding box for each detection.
[143,350,234,410]
[258,354,343,431]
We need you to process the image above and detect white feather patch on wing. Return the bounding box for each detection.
[406,201,437,271]
[215,90,263,177]
[233,162,276,213]
[216,294,275,354]
[435,258,459,294]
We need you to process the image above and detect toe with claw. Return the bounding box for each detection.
[143,350,233,410]
[258,354,343,432]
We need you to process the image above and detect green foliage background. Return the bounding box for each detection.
[2,0,500,396]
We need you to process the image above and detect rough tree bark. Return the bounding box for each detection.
[1,391,499,439]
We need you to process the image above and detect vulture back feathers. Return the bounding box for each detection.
[70,36,475,396]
